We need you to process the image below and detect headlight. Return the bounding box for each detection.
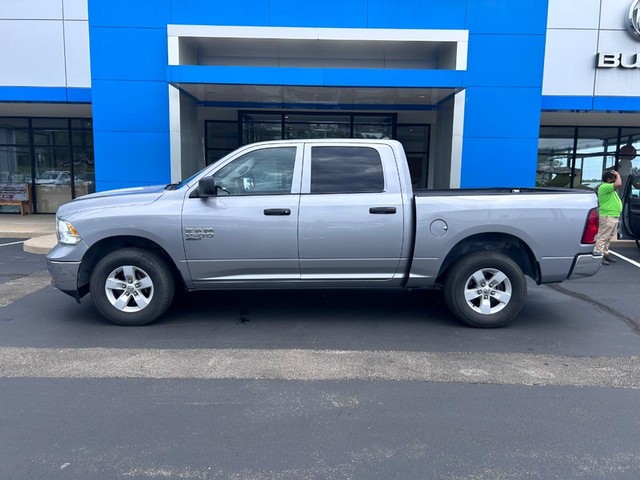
[57,219,82,245]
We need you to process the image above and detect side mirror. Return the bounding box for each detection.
[198,176,217,197]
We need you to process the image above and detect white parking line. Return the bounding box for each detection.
[0,240,25,247]
[610,250,640,268]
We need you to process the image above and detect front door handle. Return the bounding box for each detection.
[369,207,397,214]
[264,208,291,216]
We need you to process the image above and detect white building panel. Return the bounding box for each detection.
[542,29,599,95]
[547,0,601,29]
[0,20,66,87]
[63,0,88,21]
[599,0,631,31]
[64,21,91,87]
[0,0,63,20]
[594,29,640,95]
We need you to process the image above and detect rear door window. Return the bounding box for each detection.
[310,146,384,194]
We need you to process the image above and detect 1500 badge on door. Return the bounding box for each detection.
[184,227,214,240]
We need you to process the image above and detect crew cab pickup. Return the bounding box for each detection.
[47,139,602,328]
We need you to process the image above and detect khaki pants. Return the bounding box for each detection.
[593,216,619,255]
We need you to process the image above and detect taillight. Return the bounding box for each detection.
[581,207,599,244]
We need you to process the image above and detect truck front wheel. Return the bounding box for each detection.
[443,252,526,328]
[89,248,175,326]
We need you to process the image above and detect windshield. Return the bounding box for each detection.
[38,172,58,180]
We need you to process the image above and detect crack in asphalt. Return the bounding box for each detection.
[546,283,640,334]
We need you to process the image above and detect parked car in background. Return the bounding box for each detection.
[35,171,71,185]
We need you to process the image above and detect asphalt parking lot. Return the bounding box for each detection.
[1,238,639,479]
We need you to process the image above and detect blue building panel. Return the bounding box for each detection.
[463,87,542,140]
[90,27,168,82]
[169,0,270,26]
[88,0,170,28]
[0,87,88,103]
[541,96,595,111]
[94,131,171,190]
[66,88,92,103]
[91,80,170,133]
[466,0,548,35]
[461,137,539,188]
[465,35,545,88]
[367,0,466,30]
[269,0,368,28]
[592,96,640,112]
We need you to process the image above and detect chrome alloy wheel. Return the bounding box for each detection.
[104,265,154,313]
[463,268,512,315]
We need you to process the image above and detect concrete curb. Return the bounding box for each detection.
[23,234,57,255]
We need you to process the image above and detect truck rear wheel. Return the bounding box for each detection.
[90,248,175,326]
[443,251,526,328]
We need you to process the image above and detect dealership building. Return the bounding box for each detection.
[1,0,639,213]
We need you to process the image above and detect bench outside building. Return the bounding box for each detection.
[0,183,33,215]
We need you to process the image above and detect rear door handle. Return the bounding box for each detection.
[264,208,291,216]
[369,207,397,214]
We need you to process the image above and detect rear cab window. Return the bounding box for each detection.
[308,146,384,194]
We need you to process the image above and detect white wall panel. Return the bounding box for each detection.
[0,20,66,86]
[547,0,601,29]
[0,0,62,20]
[64,21,91,87]
[594,29,640,95]
[542,29,599,95]
[599,0,631,30]
[63,0,88,20]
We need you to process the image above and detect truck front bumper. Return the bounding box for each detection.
[47,260,81,297]
[568,252,602,280]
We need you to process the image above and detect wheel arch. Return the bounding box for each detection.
[436,232,540,285]
[78,236,185,297]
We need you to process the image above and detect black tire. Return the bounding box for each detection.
[89,248,175,326]
[636,240,640,251]
[443,251,527,328]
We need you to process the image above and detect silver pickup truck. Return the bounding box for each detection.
[47,139,602,328]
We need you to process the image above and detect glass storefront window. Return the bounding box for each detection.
[353,124,392,139]
[538,126,640,191]
[72,148,95,196]
[242,121,282,144]
[207,112,429,187]
[397,125,430,187]
[31,118,68,129]
[33,130,70,146]
[206,122,239,151]
[620,129,640,189]
[0,146,31,183]
[286,122,350,139]
[353,115,394,126]
[576,127,618,189]
[207,150,232,165]
[537,127,575,187]
[0,117,94,214]
[71,119,93,129]
[72,131,94,148]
